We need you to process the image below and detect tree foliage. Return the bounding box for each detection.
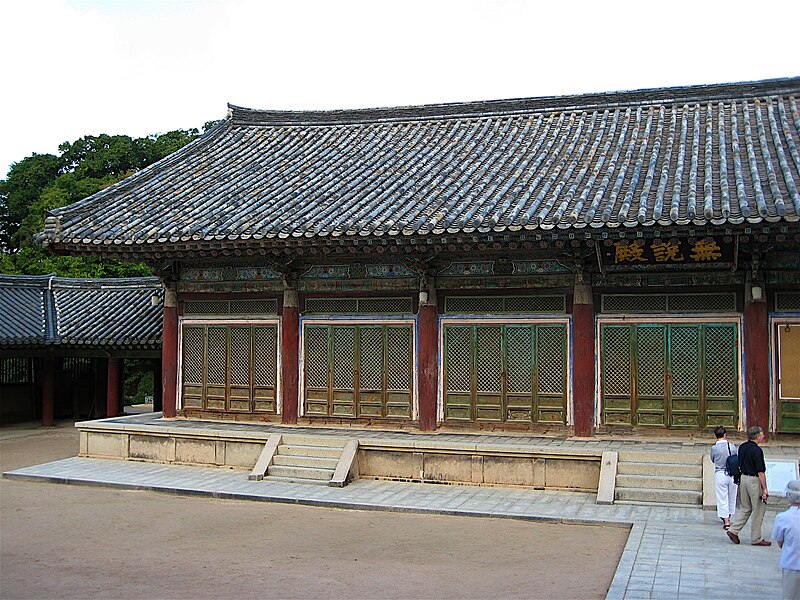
[0,153,60,251]
[0,126,206,276]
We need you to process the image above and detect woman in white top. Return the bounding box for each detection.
[709,425,738,529]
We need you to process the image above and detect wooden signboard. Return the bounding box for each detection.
[600,236,735,271]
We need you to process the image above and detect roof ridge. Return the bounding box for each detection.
[229,77,800,127]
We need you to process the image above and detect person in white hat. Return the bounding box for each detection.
[772,479,800,599]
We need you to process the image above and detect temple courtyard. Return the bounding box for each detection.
[1,419,794,599]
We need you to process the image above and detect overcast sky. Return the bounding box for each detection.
[2,0,798,179]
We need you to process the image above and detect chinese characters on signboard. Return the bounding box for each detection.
[602,237,732,270]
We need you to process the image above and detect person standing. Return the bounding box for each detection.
[726,425,770,546]
[772,480,800,600]
[710,426,737,529]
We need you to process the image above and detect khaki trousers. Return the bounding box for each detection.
[730,474,766,543]
[782,569,800,600]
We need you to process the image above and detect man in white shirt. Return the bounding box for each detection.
[772,479,800,599]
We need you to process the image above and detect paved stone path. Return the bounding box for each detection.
[4,453,793,599]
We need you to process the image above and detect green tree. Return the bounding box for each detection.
[1,127,203,276]
[0,153,60,253]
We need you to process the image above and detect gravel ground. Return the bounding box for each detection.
[0,422,627,599]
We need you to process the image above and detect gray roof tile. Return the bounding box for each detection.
[39,78,800,253]
[0,275,163,349]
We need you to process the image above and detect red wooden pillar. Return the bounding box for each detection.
[418,288,438,431]
[281,289,299,424]
[572,278,595,438]
[41,356,55,427]
[744,281,769,432]
[162,285,178,418]
[107,357,120,418]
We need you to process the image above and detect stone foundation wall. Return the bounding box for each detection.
[79,427,601,491]
[357,449,599,490]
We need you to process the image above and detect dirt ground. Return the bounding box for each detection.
[0,422,628,599]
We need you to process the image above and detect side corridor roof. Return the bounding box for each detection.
[39,77,800,252]
[0,275,163,349]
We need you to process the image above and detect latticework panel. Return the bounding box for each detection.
[184,301,228,315]
[475,326,502,393]
[386,327,412,391]
[228,326,251,386]
[357,297,413,314]
[445,296,566,314]
[601,326,632,396]
[304,326,330,389]
[703,324,737,397]
[229,299,277,315]
[253,326,277,387]
[602,295,668,313]
[506,326,533,394]
[503,296,566,313]
[303,323,413,419]
[669,325,701,397]
[537,325,566,395]
[445,297,505,314]
[668,294,736,312]
[601,293,736,313]
[0,357,30,384]
[305,298,359,314]
[206,328,227,386]
[332,326,356,388]
[445,326,473,393]
[62,357,92,376]
[358,327,384,390]
[776,292,800,312]
[636,326,666,396]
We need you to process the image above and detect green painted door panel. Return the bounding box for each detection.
[600,322,739,430]
[181,323,278,414]
[303,323,413,419]
[443,323,567,425]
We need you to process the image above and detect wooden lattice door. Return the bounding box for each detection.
[303,323,413,419]
[443,323,567,424]
[600,322,738,428]
[180,323,278,413]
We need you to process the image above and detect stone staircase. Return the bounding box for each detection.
[614,451,703,506]
[249,435,358,487]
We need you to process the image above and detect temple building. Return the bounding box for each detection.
[37,77,800,436]
[0,275,163,423]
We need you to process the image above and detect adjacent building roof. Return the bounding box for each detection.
[0,275,163,349]
[39,77,800,255]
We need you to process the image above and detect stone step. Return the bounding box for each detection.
[281,435,348,448]
[616,474,702,492]
[272,455,340,470]
[277,444,343,459]
[614,486,702,505]
[267,464,333,481]
[617,451,701,465]
[616,462,702,478]
[263,475,330,486]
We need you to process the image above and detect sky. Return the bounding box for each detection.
[1,0,799,179]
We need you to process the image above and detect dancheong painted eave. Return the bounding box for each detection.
[38,77,800,256]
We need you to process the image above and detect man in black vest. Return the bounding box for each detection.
[727,425,771,546]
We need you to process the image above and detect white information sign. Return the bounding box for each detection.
[766,460,800,496]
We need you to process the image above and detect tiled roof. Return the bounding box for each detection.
[0,275,163,349]
[39,78,800,253]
